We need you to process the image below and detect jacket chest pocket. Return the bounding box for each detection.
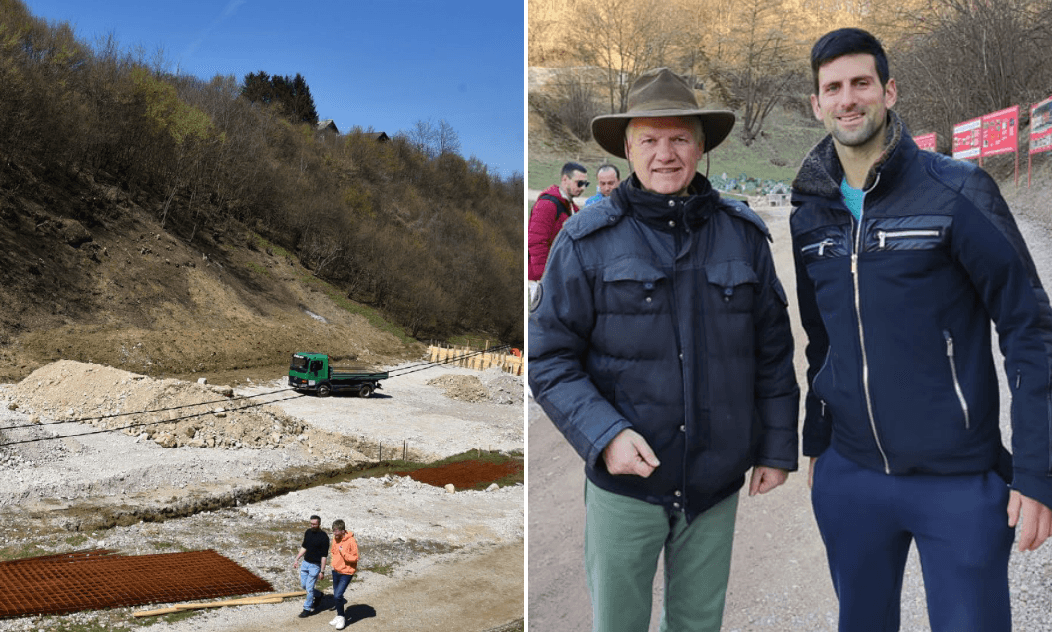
[799,231,850,266]
[706,260,758,314]
[864,216,951,252]
[599,259,669,314]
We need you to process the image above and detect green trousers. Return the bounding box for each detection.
[585,480,738,632]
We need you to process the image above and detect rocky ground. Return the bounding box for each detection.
[0,360,524,631]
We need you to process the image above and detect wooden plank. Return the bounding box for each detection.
[173,595,284,609]
[134,606,182,617]
[133,591,305,618]
[134,597,278,617]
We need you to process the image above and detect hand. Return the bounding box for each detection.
[1007,490,1052,551]
[749,466,788,496]
[602,428,660,477]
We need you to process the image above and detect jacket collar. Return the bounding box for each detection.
[610,172,722,229]
[793,110,913,199]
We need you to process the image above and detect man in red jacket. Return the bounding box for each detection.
[528,162,587,301]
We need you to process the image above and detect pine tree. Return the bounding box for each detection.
[241,71,319,126]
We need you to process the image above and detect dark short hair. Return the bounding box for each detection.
[561,162,587,178]
[596,163,620,179]
[810,28,889,94]
[309,515,321,522]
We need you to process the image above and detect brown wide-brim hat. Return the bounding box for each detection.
[591,67,735,159]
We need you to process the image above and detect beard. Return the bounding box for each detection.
[830,110,886,148]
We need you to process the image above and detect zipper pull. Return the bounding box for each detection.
[851,252,858,275]
[878,231,887,249]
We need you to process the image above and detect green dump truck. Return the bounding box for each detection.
[288,352,389,397]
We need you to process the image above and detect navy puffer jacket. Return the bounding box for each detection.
[791,111,1052,510]
[529,174,799,520]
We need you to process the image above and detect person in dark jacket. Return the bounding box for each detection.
[529,67,799,632]
[791,28,1052,632]
[292,514,329,617]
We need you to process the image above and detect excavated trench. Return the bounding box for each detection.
[21,456,524,533]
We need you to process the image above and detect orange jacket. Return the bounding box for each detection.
[330,532,359,575]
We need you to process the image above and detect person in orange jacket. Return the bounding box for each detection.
[327,519,359,630]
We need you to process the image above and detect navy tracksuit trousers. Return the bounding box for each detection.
[811,446,1016,632]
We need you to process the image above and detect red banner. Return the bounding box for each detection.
[953,117,981,160]
[914,132,937,152]
[981,105,1018,157]
[1031,96,1052,155]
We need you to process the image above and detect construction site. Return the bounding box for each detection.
[0,356,524,631]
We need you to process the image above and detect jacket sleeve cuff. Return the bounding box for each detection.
[802,434,830,458]
[585,420,632,470]
[1011,469,1052,513]
[802,408,832,457]
[756,392,800,471]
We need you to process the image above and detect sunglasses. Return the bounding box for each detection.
[575,180,590,188]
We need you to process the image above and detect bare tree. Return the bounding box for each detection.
[403,117,460,158]
[437,119,461,156]
[575,0,678,113]
[552,70,602,140]
[406,118,440,158]
[891,0,1052,140]
[716,0,807,145]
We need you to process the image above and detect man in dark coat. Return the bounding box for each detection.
[791,28,1052,631]
[529,67,799,632]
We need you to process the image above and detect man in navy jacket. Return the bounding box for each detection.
[530,67,798,632]
[791,28,1052,631]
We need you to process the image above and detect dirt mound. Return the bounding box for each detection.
[395,459,524,490]
[427,374,490,402]
[8,360,308,450]
[426,369,524,405]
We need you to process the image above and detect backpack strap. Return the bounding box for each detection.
[533,193,571,220]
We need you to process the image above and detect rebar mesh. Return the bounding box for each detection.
[0,549,272,618]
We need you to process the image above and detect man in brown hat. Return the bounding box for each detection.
[529,67,799,631]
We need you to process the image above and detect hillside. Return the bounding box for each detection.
[0,1,523,383]
[0,162,416,383]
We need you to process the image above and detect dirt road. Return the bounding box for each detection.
[172,542,523,632]
[527,205,1052,631]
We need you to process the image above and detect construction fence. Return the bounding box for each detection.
[428,343,522,376]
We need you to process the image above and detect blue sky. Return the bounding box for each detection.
[23,0,524,178]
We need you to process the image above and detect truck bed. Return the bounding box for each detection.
[330,369,389,380]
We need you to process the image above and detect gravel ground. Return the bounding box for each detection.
[0,362,524,631]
